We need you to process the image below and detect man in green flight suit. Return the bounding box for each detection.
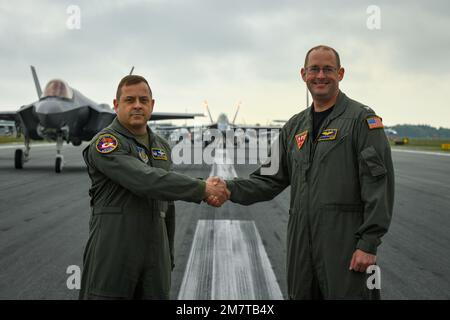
[79,75,229,299]
[207,45,395,299]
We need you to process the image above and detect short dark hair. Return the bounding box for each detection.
[116,75,152,100]
[304,45,341,68]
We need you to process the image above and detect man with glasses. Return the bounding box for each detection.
[208,45,394,299]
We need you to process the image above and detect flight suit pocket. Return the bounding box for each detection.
[360,146,386,177]
[317,204,365,298]
[318,134,348,163]
[318,204,363,247]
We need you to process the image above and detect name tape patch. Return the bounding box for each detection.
[152,148,168,160]
[318,129,338,141]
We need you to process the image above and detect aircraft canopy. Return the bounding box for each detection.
[42,79,73,99]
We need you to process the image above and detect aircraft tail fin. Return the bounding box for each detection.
[129,66,134,75]
[204,100,214,124]
[232,101,241,125]
[30,66,42,99]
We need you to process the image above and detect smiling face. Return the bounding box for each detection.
[113,81,154,135]
[301,48,344,105]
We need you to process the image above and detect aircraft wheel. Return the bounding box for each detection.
[55,156,63,173]
[14,149,24,169]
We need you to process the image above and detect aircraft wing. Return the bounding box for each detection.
[151,112,204,121]
[237,125,282,130]
[0,111,19,122]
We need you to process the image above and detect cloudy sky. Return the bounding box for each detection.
[0,0,449,127]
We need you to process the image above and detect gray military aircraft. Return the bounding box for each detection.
[173,101,281,146]
[0,66,203,172]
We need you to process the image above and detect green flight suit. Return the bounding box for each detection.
[79,117,205,299]
[226,91,394,299]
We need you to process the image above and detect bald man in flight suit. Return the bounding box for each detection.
[208,45,395,299]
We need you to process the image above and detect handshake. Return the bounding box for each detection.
[203,176,230,207]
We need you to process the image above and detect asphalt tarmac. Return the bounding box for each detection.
[0,143,448,299]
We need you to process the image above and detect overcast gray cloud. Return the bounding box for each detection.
[1,0,449,127]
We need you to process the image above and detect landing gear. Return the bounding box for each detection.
[14,135,30,169]
[55,135,64,173]
[14,149,24,169]
[55,155,63,173]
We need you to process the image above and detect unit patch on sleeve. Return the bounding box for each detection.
[366,116,384,129]
[95,134,118,154]
[318,129,338,141]
[136,146,149,164]
[294,131,308,150]
[151,148,168,160]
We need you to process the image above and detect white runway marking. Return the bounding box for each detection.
[209,147,238,179]
[392,148,450,157]
[178,219,283,300]
[0,143,55,150]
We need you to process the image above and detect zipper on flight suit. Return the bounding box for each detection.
[131,136,156,222]
[304,113,334,293]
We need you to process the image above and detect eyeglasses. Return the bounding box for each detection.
[305,66,338,75]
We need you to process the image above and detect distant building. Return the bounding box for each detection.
[0,120,16,136]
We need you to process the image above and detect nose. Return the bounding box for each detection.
[131,101,143,109]
[35,100,66,128]
[36,99,64,114]
[316,69,326,77]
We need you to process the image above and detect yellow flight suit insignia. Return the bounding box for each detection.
[318,129,338,141]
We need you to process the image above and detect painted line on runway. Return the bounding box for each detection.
[209,147,238,179]
[0,143,55,150]
[178,219,283,300]
[392,148,450,157]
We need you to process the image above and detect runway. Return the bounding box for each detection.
[0,143,448,299]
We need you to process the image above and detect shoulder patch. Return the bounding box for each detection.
[152,148,168,160]
[366,116,384,129]
[95,134,118,154]
[294,131,308,150]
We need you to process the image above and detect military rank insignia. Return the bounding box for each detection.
[136,147,149,164]
[295,131,308,150]
[152,148,168,160]
[95,134,118,154]
[367,116,384,129]
[318,129,338,141]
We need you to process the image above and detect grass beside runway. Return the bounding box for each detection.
[0,136,23,144]
[390,138,450,153]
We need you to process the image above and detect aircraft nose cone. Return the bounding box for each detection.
[36,100,66,129]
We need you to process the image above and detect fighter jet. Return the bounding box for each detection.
[0,66,203,172]
[175,101,281,147]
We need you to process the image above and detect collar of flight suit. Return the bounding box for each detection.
[305,90,349,124]
[110,117,155,150]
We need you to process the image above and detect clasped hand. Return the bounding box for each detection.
[204,176,230,207]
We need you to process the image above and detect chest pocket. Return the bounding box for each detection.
[316,133,349,163]
[149,147,171,171]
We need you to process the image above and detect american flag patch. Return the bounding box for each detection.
[366,117,384,129]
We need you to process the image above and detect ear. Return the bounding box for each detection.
[113,99,119,113]
[338,67,345,81]
[300,68,307,82]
